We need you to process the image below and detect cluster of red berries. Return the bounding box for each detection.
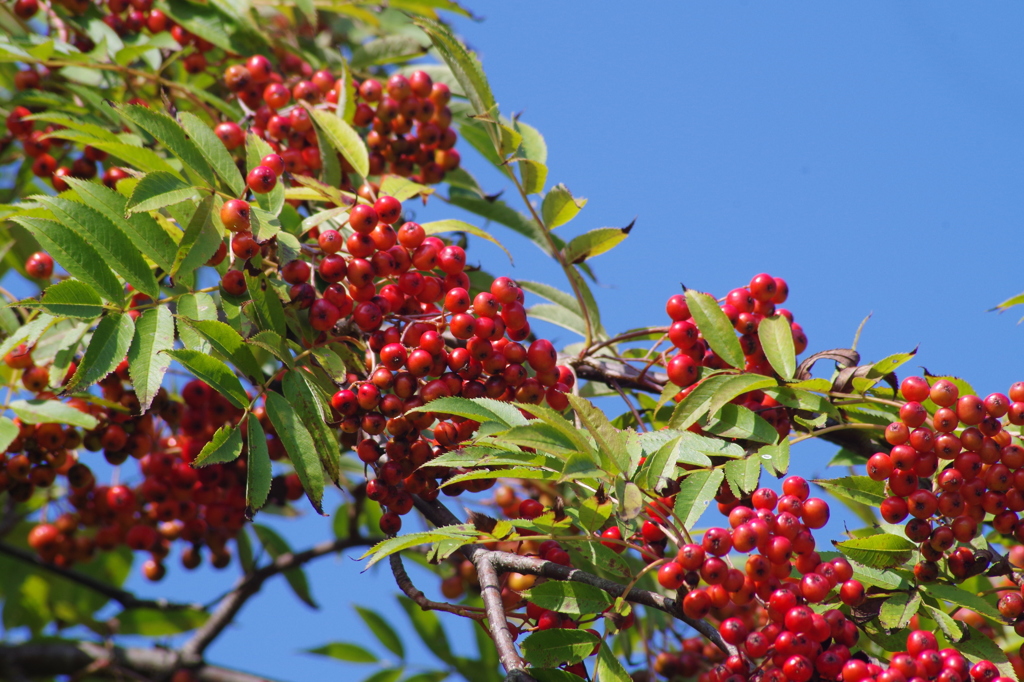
[837,630,1012,682]
[870,377,1024,581]
[216,58,458,192]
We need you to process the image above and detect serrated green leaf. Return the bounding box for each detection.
[245,413,271,515]
[515,120,547,163]
[405,396,525,427]
[562,226,629,264]
[65,313,134,393]
[397,596,454,665]
[813,476,886,507]
[567,394,626,475]
[160,0,268,55]
[165,349,248,409]
[759,314,797,380]
[674,468,724,531]
[64,178,177,273]
[193,424,243,467]
[36,279,105,319]
[526,303,587,337]
[522,581,612,616]
[667,374,737,430]
[926,583,1000,622]
[379,175,431,203]
[924,604,966,642]
[265,390,324,514]
[686,290,744,368]
[414,17,496,132]
[447,188,550,256]
[37,195,159,298]
[596,642,630,682]
[170,196,219,279]
[177,318,263,383]
[758,440,790,476]
[351,35,427,68]
[724,456,761,496]
[356,606,404,658]
[835,533,915,569]
[9,399,98,429]
[307,642,378,664]
[127,306,173,412]
[126,171,199,215]
[176,292,217,353]
[704,403,778,443]
[113,103,216,188]
[244,272,286,336]
[420,219,511,263]
[958,624,1015,678]
[520,629,598,667]
[178,112,246,196]
[12,217,124,304]
[516,158,547,195]
[0,417,18,454]
[541,183,585,229]
[879,590,921,631]
[305,104,369,178]
[252,524,318,608]
[283,370,341,486]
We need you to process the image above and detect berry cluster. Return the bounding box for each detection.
[218,59,459,192]
[871,378,1024,581]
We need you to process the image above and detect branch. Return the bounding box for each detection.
[0,541,203,612]
[411,496,736,659]
[180,533,377,662]
[0,641,276,682]
[389,552,485,621]
[474,552,534,680]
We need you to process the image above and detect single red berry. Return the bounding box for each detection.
[246,166,276,194]
[25,251,54,279]
[657,561,686,590]
[214,122,245,149]
[260,153,284,176]
[230,231,259,260]
[219,199,251,232]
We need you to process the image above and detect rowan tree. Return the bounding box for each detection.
[1,2,1024,682]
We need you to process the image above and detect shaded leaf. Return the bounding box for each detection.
[307,642,378,664]
[245,414,272,516]
[305,104,369,178]
[521,581,612,616]
[265,390,324,514]
[759,314,797,381]
[192,424,243,467]
[126,171,199,215]
[9,399,98,429]
[65,313,134,393]
[520,629,599,667]
[561,225,631,264]
[126,305,173,412]
[356,606,404,659]
[420,219,512,262]
[116,608,208,636]
[252,524,318,608]
[164,349,248,409]
[178,112,246,196]
[113,103,216,187]
[835,533,915,569]
[674,468,724,530]
[36,279,105,319]
[686,290,744,368]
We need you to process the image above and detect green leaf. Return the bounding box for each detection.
[65,313,134,393]
[170,196,219,279]
[576,497,613,532]
[566,394,626,475]
[562,225,630,264]
[244,272,286,336]
[9,399,98,429]
[414,17,496,126]
[164,349,248,409]
[356,606,404,659]
[595,642,631,682]
[704,403,778,443]
[12,217,124,304]
[521,582,612,616]
[265,390,324,514]
[192,424,243,467]
[252,524,318,608]
[127,306,174,412]
[706,374,778,419]
[924,604,966,642]
[177,318,264,383]
[869,351,916,382]
[113,103,216,188]
[758,440,790,477]
[161,0,268,55]
[126,171,199,215]
[447,188,550,257]
[398,596,454,665]
[405,396,526,428]
[667,374,740,430]
[925,583,1001,622]
[515,120,548,163]
[835,533,915,569]
[178,112,246,196]
[519,629,599,667]
[0,314,55,363]
[527,303,587,337]
[420,219,512,263]
[176,292,217,353]
[758,314,797,380]
[813,476,886,507]
[305,104,369,178]
[283,370,341,486]
[350,35,427,68]
[516,158,547,195]
[958,624,1015,679]
[35,196,159,298]
[245,413,272,515]
[36,279,105,319]
[685,290,744,368]
[115,607,209,636]
[362,670,405,682]
[879,590,921,631]
[245,133,285,216]
[724,456,761,497]
[64,178,177,273]
[674,468,724,530]
[307,642,378,664]
[0,417,19,454]
[379,176,432,203]
[541,183,586,229]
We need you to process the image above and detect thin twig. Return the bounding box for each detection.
[179,534,376,662]
[389,553,485,621]
[0,542,202,612]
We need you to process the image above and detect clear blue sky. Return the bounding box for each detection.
[108,3,1024,680]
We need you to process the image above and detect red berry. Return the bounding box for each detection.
[260,154,284,176]
[246,166,276,194]
[214,122,245,149]
[219,199,251,232]
[657,561,686,590]
[25,251,53,279]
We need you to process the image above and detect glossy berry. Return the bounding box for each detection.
[246,166,276,194]
[219,199,251,232]
[25,251,53,279]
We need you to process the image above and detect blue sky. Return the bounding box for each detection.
[105,3,1024,680]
